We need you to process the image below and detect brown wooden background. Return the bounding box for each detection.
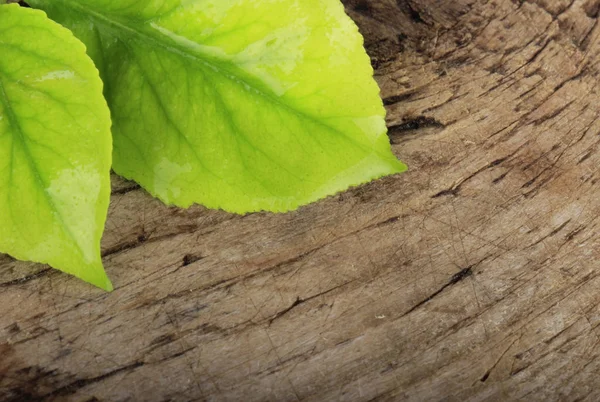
[3,0,600,400]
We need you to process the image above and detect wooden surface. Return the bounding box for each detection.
[3,0,600,400]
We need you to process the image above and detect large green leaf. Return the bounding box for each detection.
[0,4,112,290]
[30,0,406,213]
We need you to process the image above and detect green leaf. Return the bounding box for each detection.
[0,4,113,290]
[30,0,406,213]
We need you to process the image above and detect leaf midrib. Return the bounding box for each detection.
[0,75,84,259]
[51,0,380,156]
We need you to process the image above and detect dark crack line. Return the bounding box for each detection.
[111,183,141,196]
[43,362,145,398]
[0,268,53,288]
[401,266,474,317]
[480,338,518,382]
[268,281,353,325]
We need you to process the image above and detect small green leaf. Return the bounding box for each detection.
[30,0,406,213]
[0,4,113,290]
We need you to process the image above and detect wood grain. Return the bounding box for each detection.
[3,0,600,400]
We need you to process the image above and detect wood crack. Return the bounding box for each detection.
[0,268,53,288]
[41,362,145,399]
[401,266,473,317]
[268,281,353,325]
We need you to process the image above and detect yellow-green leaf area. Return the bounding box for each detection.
[30,0,406,213]
[0,5,113,290]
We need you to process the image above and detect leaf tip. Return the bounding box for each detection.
[393,159,409,174]
[100,276,114,292]
[83,263,113,292]
[91,269,114,292]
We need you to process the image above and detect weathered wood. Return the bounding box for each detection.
[3,0,600,400]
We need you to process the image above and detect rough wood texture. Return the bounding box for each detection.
[3,0,600,400]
